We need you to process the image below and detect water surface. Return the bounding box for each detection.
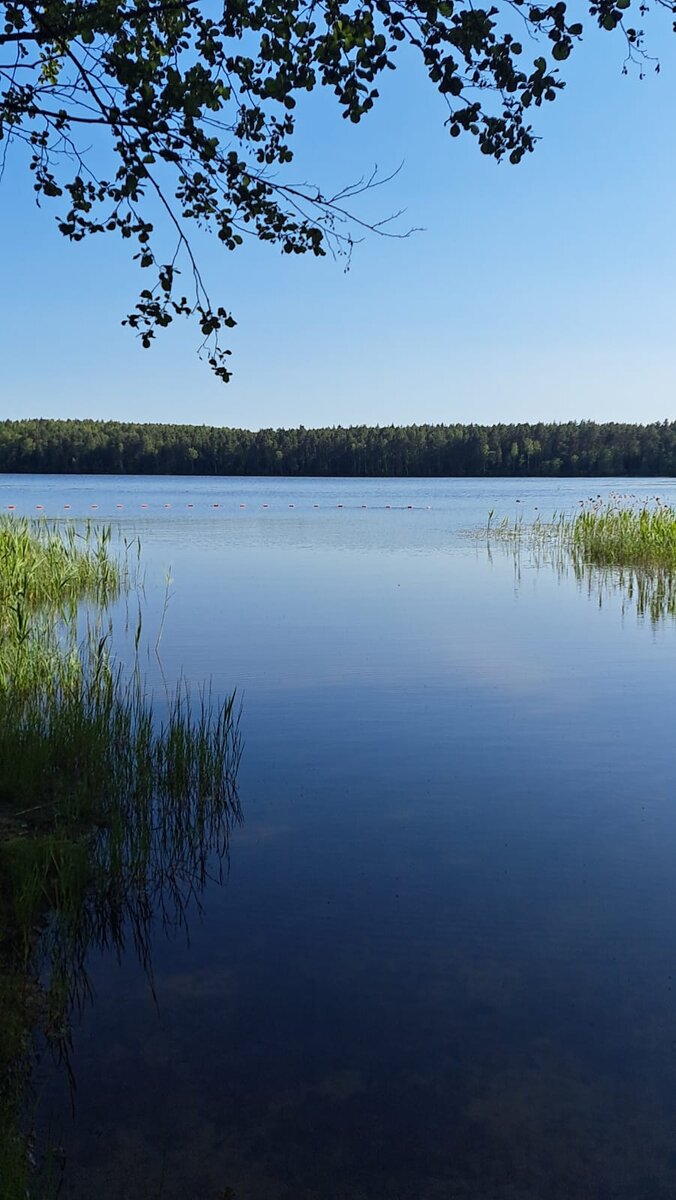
[6,475,676,1199]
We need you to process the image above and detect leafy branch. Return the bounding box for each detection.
[1,0,671,378]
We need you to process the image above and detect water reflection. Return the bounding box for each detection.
[17,483,676,1200]
[15,699,241,1193]
[490,535,676,625]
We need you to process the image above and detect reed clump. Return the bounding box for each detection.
[570,501,676,568]
[478,497,676,626]
[0,517,241,1199]
[482,498,676,570]
[0,517,121,617]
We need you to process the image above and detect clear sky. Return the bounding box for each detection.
[2,15,676,429]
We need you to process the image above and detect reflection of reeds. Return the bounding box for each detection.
[475,498,676,626]
[0,519,241,1199]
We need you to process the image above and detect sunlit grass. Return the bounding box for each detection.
[0,517,121,615]
[571,501,676,567]
[478,497,676,626]
[482,498,676,569]
[0,518,241,1196]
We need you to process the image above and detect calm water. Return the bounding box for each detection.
[7,475,676,1199]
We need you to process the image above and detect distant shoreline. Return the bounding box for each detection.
[2,418,675,478]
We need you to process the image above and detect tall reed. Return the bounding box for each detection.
[479,497,676,569]
[475,497,676,625]
[0,517,241,1199]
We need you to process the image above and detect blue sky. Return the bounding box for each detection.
[2,15,676,429]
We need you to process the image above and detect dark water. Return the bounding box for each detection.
[7,475,676,1199]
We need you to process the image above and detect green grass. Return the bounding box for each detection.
[478,498,676,626]
[571,501,676,567]
[0,517,121,615]
[0,518,241,1196]
[483,499,676,569]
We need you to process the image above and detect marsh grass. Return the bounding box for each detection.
[0,517,241,1198]
[477,498,676,626]
[0,517,122,616]
[480,498,676,567]
[571,500,676,568]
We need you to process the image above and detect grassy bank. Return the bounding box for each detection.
[0,518,241,1198]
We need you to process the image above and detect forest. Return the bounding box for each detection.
[1,419,675,478]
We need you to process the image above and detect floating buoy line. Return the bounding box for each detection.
[4,501,434,513]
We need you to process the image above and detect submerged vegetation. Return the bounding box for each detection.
[481,498,676,625]
[0,517,241,1198]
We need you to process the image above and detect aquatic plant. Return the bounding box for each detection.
[0,518,241,1198]
[0,517,122,616]
[479,498,676,569]
[571,500,676,568]
[476,497,676,626]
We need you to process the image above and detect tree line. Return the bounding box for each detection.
[1,419,675,478]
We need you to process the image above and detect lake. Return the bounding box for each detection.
[5,474,676,1200]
